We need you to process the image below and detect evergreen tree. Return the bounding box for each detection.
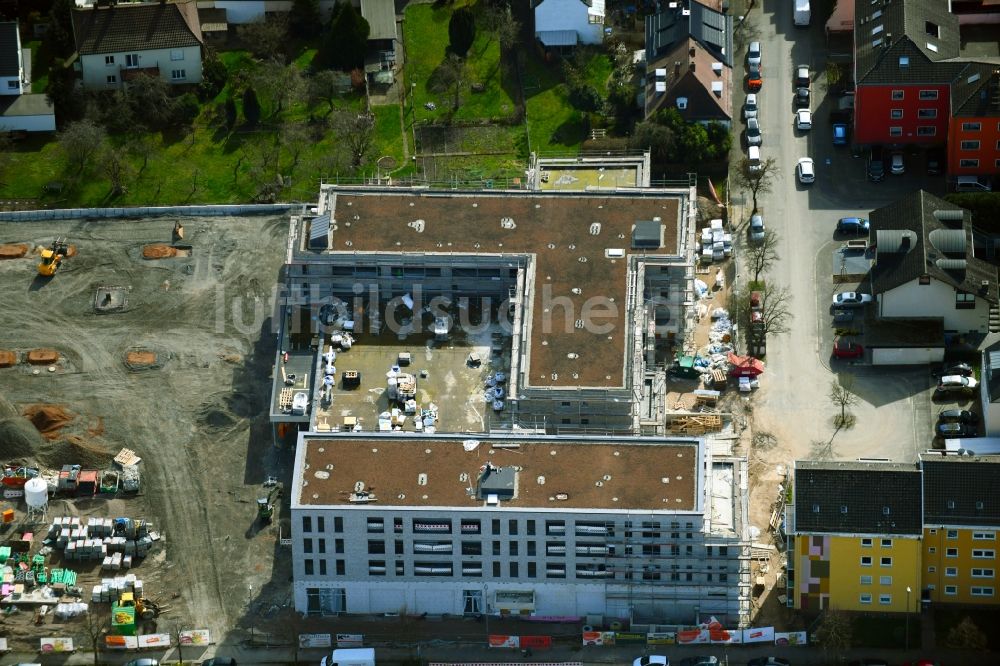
[448,7,476,57]
[243,87,261,126]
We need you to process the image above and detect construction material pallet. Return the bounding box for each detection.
[668,414,722,435]
[278,388,294,411]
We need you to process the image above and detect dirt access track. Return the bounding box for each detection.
[0,215,291,646]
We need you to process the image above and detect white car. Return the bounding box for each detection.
[634,657,669,666]
[744,93,758,120]
[746,117,762,146]
[748,145,762,172]
[748,41,761,68]
[796,157,815,183]
[938,375,979,393]
[832,291,872,307]
[796,108,812,130]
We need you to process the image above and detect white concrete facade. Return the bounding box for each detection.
[870,347,944,365]
[290,433,750,625]
[878,276,990,334]
[80,45,203,89]
[535,0,605,46]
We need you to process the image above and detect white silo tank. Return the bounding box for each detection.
[24,477,49,508]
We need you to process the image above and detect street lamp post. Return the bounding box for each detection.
[248,584,255,646]
[905,585,912,651]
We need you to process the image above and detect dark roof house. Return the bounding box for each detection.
[645,38,730,122]
[921,456,1000,526]
[869,190,998,303]
[646,0,733,67]
[793,461,922,536]
[854,0,964,86]
[0,21,20,79]
[72,0,203,56]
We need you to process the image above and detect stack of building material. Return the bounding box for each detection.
[92,575,143,603]
[668,413,722,435]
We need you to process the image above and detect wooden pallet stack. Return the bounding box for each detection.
[668,413,722,435]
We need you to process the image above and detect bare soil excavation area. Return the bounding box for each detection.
[0,215,291,649]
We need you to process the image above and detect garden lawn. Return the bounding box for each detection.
[404,0,517,123]
[0,48,407,206]
[523,48,612,154]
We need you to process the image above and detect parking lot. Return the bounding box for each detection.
[733,5,961,471]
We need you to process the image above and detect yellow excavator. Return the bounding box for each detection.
[37,239,70,277]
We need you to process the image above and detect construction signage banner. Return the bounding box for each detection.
[581,631,616,646]
[336,633,364,647]
[488,634,519,648]
[138,633,172,649]
[519,635,553,649]
[179,629,212,646]
[646,632,676,645]
[105,635,140,650]
[613,632,647,644]
[299,633,333,649]
[774,631,808,646]
[40,637,74,653]
[742,627,774,644]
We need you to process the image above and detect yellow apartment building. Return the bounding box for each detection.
[920,455,1000,605]
[788,461,922,613]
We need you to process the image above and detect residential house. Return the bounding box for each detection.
[71,0,204,89]
[533,0,606,49]
[852,0,1000,184]
[948,65,1000,180]
[0,20,55,132]
[360,0,398,76]
[868,190,999,335]
[644,0,733,123]
[787,461,923,613]
[921,454,1000,604]
[0,21,24,96]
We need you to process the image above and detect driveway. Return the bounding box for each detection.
[731,3,941,464]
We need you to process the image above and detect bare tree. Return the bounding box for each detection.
[252,60,304,119]
[439,54,467,111]
[59,119,107,174]
[331,109,376,168]
[829,373,859,428]
[483,3,521,51]
[127,134,158,178]
[946,617,988,651]
[82,608,109,666]
[281,122,312,173]
[746,228,779,284]
[733,156,779,213]
[743,281,793,338]
[309,70,346,116]
[103,147,133,197]
[237,15,289,62]
[814,609,853,661]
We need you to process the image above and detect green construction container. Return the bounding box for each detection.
[111,602,136,636]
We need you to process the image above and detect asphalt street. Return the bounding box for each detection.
[734,0,947,464]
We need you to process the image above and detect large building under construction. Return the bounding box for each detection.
[270,183,697,434]
[290,431,751,626]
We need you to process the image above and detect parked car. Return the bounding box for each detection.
[634,657,669,666]
[744,93,759,120]
[748,659,791,666]
[796,108,812,130]
[927,147,944,175]
[748,145,762,171]
[867,145,886,182]
[796,157,815,183]
[124,660,159,666]
[941,363,973,377]
[836,217,870,235]
[679,658,719,666]
[748,64,763,91]
[746,117,762,146]
[795,65,810,88]
[955,175,992,192]
[832,123,848,145]
[936,421,976,437]
[749,214,765,242]
[833,337,864,360]
[202,660,238,666]
[748,41,761,67]
[832,291,872,307]
[937,375,979,394]
[938,408,979,423]
[796,86,810,108]
[890,150,905,174]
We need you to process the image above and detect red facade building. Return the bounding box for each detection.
[852,0,1000,182]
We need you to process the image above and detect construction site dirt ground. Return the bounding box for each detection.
[0,215,294,649]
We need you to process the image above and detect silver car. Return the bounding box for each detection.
[748,41,761,68]
[746,117,762,146]
[744,93,759,121]
[749,214,765,242]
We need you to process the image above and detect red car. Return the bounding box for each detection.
[833,337,864,359]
